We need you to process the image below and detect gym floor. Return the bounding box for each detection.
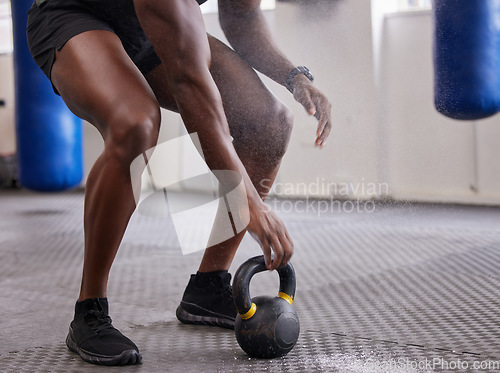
[0,189,499,373]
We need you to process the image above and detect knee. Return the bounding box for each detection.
[271,104,294,160]
[105,104,160,165]
[236,102,293,168]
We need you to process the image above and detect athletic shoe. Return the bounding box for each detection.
[66,298,142,365]
[176,271,236,329]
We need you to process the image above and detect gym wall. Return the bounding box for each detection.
[0,53,15,155]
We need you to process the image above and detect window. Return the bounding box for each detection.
[201,0,275,14]
[0,0,12,54]
[374,0,431,15]
[397,0,431,11]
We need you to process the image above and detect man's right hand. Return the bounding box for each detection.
[246,196,294,270]
[134,0,294,271]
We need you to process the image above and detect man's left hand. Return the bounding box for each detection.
[291,78,332,148]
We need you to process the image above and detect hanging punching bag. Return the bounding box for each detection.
[433,0,500,120]
[11,0,83,192]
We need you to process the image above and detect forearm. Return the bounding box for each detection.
[174,79,263,203]
[176,82,261,198]
[219,1,296,87]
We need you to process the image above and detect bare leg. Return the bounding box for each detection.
[146,35,293,272]
[51,30,161,300]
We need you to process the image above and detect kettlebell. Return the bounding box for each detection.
[233,255,300,358]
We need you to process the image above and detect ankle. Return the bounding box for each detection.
[77,296,107,302]
[194,270,228,287]
[74,297,109,316]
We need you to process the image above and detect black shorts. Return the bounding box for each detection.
[26,0,162,94]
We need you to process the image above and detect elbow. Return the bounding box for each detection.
[134,0,162,18]
[218,0,259,16]
[219,1,259,32]
[219,10,237,40]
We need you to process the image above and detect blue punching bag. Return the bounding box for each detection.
[11,0,83,192]
[433,0,500,120]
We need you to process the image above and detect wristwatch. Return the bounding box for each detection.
[285,66,314,93]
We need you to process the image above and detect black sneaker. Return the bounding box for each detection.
[176,271,236,329]
[66,298,142,365]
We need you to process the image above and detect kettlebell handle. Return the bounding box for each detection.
[233,255,296,319]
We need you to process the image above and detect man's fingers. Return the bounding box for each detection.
[262,239,273,270]
[270,234,284,270]
[316,113,328,137]
[319,122,332,145]
[306,103,316,116]
[281,231,294,266]
[296,90,316,116]
[315,122,328,147]
[311,94,332,147]
[249,205,294,271]
[316,117,331,147]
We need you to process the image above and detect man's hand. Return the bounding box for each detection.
[291,75,332,148]
[246,197,293,271]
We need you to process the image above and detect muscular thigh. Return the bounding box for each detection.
[51,30,159,135]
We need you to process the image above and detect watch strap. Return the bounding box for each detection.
[285,66,314,93]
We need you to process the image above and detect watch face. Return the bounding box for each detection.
[300,67,314,79]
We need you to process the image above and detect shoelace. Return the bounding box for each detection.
[84,309,114,333]
[222,285,233,297]
[205,275,232,298]
[221,285,235,306]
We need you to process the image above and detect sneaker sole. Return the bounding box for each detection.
[66,327,142,366]
[176,303,235,330]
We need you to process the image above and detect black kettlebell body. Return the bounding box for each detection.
[233,256,300,358]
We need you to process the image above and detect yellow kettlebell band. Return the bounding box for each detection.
[240,303,257,320]
[278,292,294,305]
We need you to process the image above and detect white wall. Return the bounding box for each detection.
[0,53,15,155]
